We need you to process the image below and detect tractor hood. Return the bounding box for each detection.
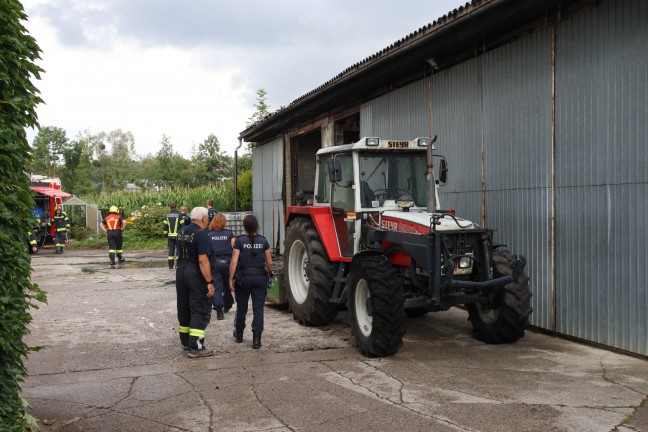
[380,210,476,235]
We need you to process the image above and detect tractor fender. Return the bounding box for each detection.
[285,206,347,262]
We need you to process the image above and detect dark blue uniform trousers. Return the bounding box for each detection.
[176,261,212,349]
[234,275,268,333]
[211,260,234,310]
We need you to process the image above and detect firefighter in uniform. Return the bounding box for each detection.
[179,206,191,226]
[48,206,69,254]
[206,199,217,229]
[207,213,235,320]
[25,229,38,254]
[176,207,215,358]
[163,203,184,269]
[100,206,126,266]
[229,214,273,349]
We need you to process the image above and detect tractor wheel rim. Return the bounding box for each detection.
[355,279,372,337]
[476,303,500,325]
[289,240,309,304]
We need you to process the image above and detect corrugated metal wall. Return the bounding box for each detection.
[360,0,647,356]
[252,136,285,252]
[480,28,554,333]
[555,0,648,355]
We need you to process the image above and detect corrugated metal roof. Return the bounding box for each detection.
[289,1,483,107]
[240,0,587,142]
[241,0,489,138]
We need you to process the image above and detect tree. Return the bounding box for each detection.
[192,133,233,183]
[0,1,47,429]
[237,169,253,211]
[106,129,136,190]
[29,126,69,177]
[237,153,252,173]
[138,135,192,189]
[59,138,94,195]
[154,134,176,188]
[247,88,270,125]
[88,129,137,192]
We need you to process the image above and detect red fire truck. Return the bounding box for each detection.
[29,175,73,252]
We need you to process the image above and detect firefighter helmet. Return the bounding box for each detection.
[109,206,119,213]
[55,206,61,211]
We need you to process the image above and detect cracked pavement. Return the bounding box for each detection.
[23,249,648,432]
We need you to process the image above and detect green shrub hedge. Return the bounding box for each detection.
[0,1,47,430]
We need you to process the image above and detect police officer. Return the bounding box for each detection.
[163,203,185,269]
[207,213,235,320]
[176,207,215,358]
[228,214,273,349]
[100,206,126,266]
[48,206,69,254]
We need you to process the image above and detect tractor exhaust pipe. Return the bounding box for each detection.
[426,135,438,212]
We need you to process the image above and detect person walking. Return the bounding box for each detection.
[48,205,69,254]
[25,229,38,254]
[100,206,126,266]
[179,206,191,227]
[207,213,235,320]
[206,199,217,228]
[176,207,216,358]
[163,203,184,269]
[229,214,272,349]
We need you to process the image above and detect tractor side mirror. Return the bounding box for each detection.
[328,158,342,183]
[439,158,448,184]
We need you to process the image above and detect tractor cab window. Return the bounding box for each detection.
[330,153,355,211]
[359,151,427,207]
[315,155,331,204]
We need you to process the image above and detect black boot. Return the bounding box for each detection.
[252,332,262,349]
[233,328,243,343]
[168,259,174,269]
[117,253,125,263]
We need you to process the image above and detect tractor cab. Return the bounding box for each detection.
[311,137,451,257]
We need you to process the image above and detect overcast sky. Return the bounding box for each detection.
[23,0,466,156]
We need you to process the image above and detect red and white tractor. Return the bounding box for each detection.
[284,137,532,356]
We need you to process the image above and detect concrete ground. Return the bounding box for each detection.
[23,248,648,432]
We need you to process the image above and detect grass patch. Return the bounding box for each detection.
[67,228,166,250]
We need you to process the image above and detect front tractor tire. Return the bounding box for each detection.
[349,255,406,357]
[467,250,533,344]
[284,218,338,326]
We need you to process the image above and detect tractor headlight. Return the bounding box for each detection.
[416,137,431,147]
[365,137,380,146]
[458,256,472,268]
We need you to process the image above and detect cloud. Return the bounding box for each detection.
[23,0,465,155]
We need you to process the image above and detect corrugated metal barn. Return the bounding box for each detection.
[239,0,648,357]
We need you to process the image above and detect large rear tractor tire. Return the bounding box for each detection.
[467,250,532,343]
[284,218,338,326]
[349,255,406,357]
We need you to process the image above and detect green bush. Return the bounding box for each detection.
[69,225,93,241]
[128,204,169,238]
[237,169,252,211]
[0,1,47,430]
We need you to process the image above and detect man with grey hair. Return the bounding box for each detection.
[176,206,216,358]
